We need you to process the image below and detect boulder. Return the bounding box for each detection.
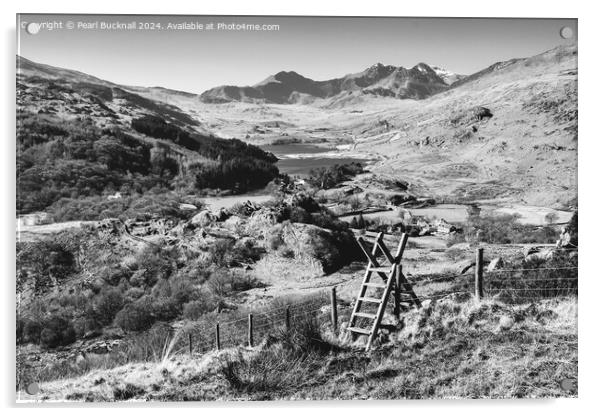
[191,210,216,227]
[178,203,198,211]
[487,257,504,272]
[279,222,357,273]
[244,209,278,240]
[525,248,555,262]
[223,215,244,232]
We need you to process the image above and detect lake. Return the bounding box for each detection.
[261,143,373,177]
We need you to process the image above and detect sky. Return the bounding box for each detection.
[17,15,577,93]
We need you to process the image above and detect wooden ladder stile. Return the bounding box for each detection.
[347,232,421,351]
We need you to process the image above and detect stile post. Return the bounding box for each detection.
[330,287,338,332]
[285,306,291,331]
[188,333,193,356]
[394,264,401,318]
[475,248,484,301]
[248,314,254,347]
[215,323,221,351]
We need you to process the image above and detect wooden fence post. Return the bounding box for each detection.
[188,333,193,356]
[330,287,338,332]
[215,323,221,351]
[394,264,401,318]
[475,248,484,301]
[248,314,254,347]
[285,307,291,331]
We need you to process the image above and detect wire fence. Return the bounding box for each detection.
[168,290,333,356]
[167,245,578,357]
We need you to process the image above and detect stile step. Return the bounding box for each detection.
[353,312,377,319]
[358,296,382,303]
[363,282,387,288]
[368,266,391,273]
[347,327,372,335]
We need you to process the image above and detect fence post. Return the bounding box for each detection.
[330,287,338,332]
[475,247,484,301]
[285,306,291,331]
[248,314,254,347]
[188,333,193,356]
[215,323,221,351]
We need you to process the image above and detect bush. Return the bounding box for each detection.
[182,299,216,320]
[151,297,181,321]
[40,314,76,348]
[207,269,263,297]
[91,289,124,326]
[267,226,285,251]
[21,319,43,344]
[463,214,558,245]
[133,244,175,284]
[289,206,312,223]
[308,163,364,189]
[114,299,155,332]
[17,238,78,290]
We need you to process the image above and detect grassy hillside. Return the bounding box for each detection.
[21,296,576,401]
[17,58,280,217]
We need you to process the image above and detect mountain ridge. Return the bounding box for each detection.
[199,62,457,104]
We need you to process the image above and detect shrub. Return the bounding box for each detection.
[308,163,364,189]
[124,287,145,302]
[133,244,175,284]
[151,297,181,321]
[348,195,363,210]
[310,212,348,231]
[114,299,155,332]
[91,289,125,326]
[40,314,76,348]
[230,239,263,265]
[464,214,558,244]
[207,239,234,268]
[267,226,285,251]
[289,206,312,223]
[17,238,78,290]
[21,319,43,344]
[182,299,216,320]
[207,269,262,297]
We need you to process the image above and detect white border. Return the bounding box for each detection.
[2,1,600,415]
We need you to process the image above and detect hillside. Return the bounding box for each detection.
[356,44,578,208]
[20,296,577,401]
[16,56,280,216]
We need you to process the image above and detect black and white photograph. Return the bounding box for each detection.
[15,13,579,402]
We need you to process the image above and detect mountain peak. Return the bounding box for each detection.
[427,65,466,85]
[201,61,454,104]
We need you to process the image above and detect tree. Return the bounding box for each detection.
[357,213,366,229]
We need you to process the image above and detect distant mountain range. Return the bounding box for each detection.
[199,63,465,104]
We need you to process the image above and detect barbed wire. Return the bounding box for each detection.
[486,277,578,282]
[485,266,578,273]
[487,288,578,292]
